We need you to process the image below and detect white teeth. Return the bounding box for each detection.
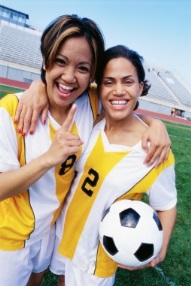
[59,83,73,90]
[111,100,127,105]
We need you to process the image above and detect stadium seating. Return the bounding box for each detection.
[159,71,191,107]
[145,67,180,105]
[0,23,42,69]
[142,66,191,117]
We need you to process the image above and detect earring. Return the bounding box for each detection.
[90,82,97,88]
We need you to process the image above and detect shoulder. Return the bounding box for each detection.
[0,93,21,116]
[1,93,19,103]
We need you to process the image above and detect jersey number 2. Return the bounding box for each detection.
[81,168,99,197]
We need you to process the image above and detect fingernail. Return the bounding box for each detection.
[43,119,46,125]
[22,132,25,137]
[30,131,33,135]
[17,129,21,133]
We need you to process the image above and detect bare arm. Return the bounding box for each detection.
[150,206,177,267]
[1,105,83,201]
[0,154,55,201]
[139,114,171,167]
[14,79,49,135]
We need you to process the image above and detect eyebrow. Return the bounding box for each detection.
[103,75,134,80]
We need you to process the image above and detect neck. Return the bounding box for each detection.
[49,105,70,125]
[104,113,136,133]
[104,113,148,146]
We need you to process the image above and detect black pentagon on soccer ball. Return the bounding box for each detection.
[119,208,140,228]
[153,212,163,231]
[103,235,118,255]
[134,243,154,261]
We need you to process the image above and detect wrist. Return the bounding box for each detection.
[31,79,46,92]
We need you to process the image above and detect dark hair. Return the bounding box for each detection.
[96,45,151,109]
[40,14,105,84]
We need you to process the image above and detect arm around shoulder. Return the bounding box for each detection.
[138,114,171,167]
[14,79,49,135]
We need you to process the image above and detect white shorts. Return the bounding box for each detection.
[50,234,66,275]
[0,226,55,286]
[50,235,115,286]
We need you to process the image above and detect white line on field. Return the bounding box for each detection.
[155,266,176,286]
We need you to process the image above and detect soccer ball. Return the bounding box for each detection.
[99,200,163,267]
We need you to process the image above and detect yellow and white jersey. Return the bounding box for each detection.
[0,88,99,251]
[57,117,177,278]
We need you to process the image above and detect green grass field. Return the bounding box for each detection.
[0,84,24,99]
[40,121,191,286]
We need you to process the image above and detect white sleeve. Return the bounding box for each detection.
[0,107,20,171]
[147,165,177,211]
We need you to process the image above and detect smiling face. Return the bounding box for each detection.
[99,57,143,123]
[45,36,93,115]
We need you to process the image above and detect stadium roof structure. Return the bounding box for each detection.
[0,5,29,28]
[140,65,191,112]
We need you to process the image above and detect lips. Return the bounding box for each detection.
[57,83,75,97]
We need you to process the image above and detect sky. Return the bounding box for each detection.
[1,0,191,85]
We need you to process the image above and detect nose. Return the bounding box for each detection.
[61,66,76,83]
[113,82,125,96]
